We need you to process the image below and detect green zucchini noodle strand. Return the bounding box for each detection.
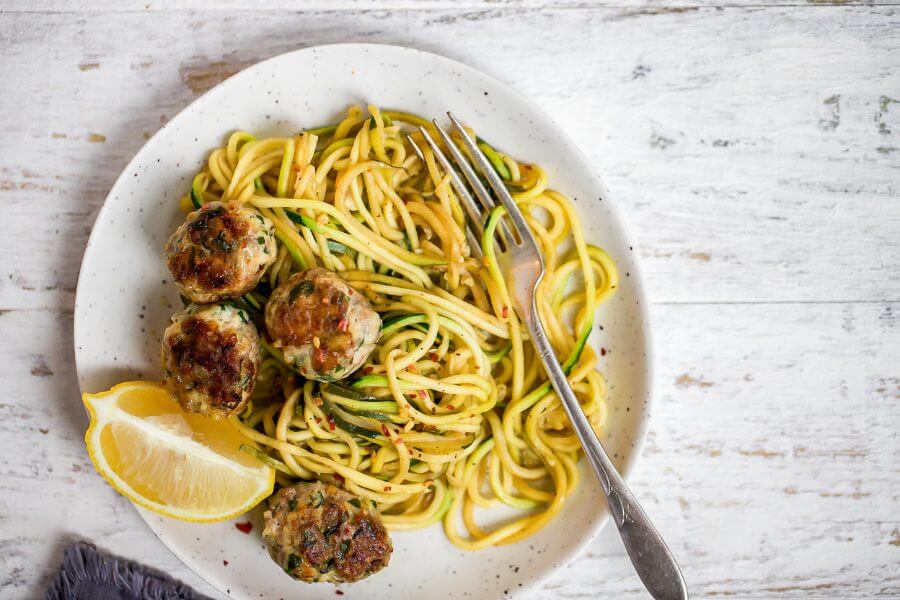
[181,104,618,549]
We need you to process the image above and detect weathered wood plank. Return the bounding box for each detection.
[2,1,897,12]
[0,7,896,311]
[0,302,895,598]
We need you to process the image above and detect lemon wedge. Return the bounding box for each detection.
[83,381,274,522]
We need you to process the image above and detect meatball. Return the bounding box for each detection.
[264,268,380,381]
[166,201,276,303]
[262,482,392,583]
[161,303,260,419]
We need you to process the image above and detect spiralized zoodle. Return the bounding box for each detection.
[180,105,618,549]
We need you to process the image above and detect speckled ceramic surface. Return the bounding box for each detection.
[74,43,652,600]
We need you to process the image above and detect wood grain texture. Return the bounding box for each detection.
[0,7,897,311]
[0,3,897,600]
[3,1,899,12]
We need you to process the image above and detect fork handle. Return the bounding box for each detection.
[524,307,689,600]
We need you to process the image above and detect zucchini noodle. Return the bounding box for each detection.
[179,105,618,549]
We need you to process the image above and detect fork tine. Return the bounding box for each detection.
[408,132,483,258]
[430,120,515,247]
[406,134,426,162]
[416,129,484,235]
[446,112,537,249]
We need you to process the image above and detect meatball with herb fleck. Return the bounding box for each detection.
[161,303,259,419]
[262,482,392,583]
[264,268,380,381]
[166,201,276,304]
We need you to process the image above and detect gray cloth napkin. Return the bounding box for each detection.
[46,542,213,600]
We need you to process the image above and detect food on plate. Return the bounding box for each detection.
[166,201,276,303]
[264,268,381,381]
[83,104,619,584]
[162,303,261,419]
[82,381,274,522]
[262,481,392,583]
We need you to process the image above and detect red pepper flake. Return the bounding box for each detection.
[333,473,345,483]
[363,366,374,375]
[446,404,455,410]
[418,390,427,398]
[235,522,252,534]
[315,416,322,423]
[223,560,229,566]
[395,438,403,445]
[501,305,509,318]
[384,486,392,492]
[347,288,354,296]
[291,163,301,171]
[314,396,323,406]
[326,414,336,431]
[600,348,606,356]
[337,318,349,332]
[408,364,418,373]
[381,424,390,436]
[428,352,439,361]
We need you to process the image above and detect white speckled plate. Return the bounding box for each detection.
[74,43,652,600]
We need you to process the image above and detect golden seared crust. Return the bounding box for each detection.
[264,269,380,381]
[262,482,392,583]
[162,304,260,419]
[166,202,276,303]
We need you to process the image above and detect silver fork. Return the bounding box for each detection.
[410,113,689,600]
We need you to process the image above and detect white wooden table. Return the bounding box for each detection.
[1,1,897,598]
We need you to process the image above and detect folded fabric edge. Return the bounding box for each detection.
[45,541,214,600]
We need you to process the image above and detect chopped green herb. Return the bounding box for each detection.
[308,490,325,508]
[289,280,316,303]
[302,529,317,547]
[348,498,361,509]
[337,540,350,559]
[211,230,236,252]
[288,498,298,511]
[287,554,301,571]
[257,236,265,245]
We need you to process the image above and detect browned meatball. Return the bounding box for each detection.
[264,269,380,381]
[262,482,392,583]
[161,303,259,419]
[166,201,276,303]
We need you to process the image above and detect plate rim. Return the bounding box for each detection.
[73,41,655,599]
